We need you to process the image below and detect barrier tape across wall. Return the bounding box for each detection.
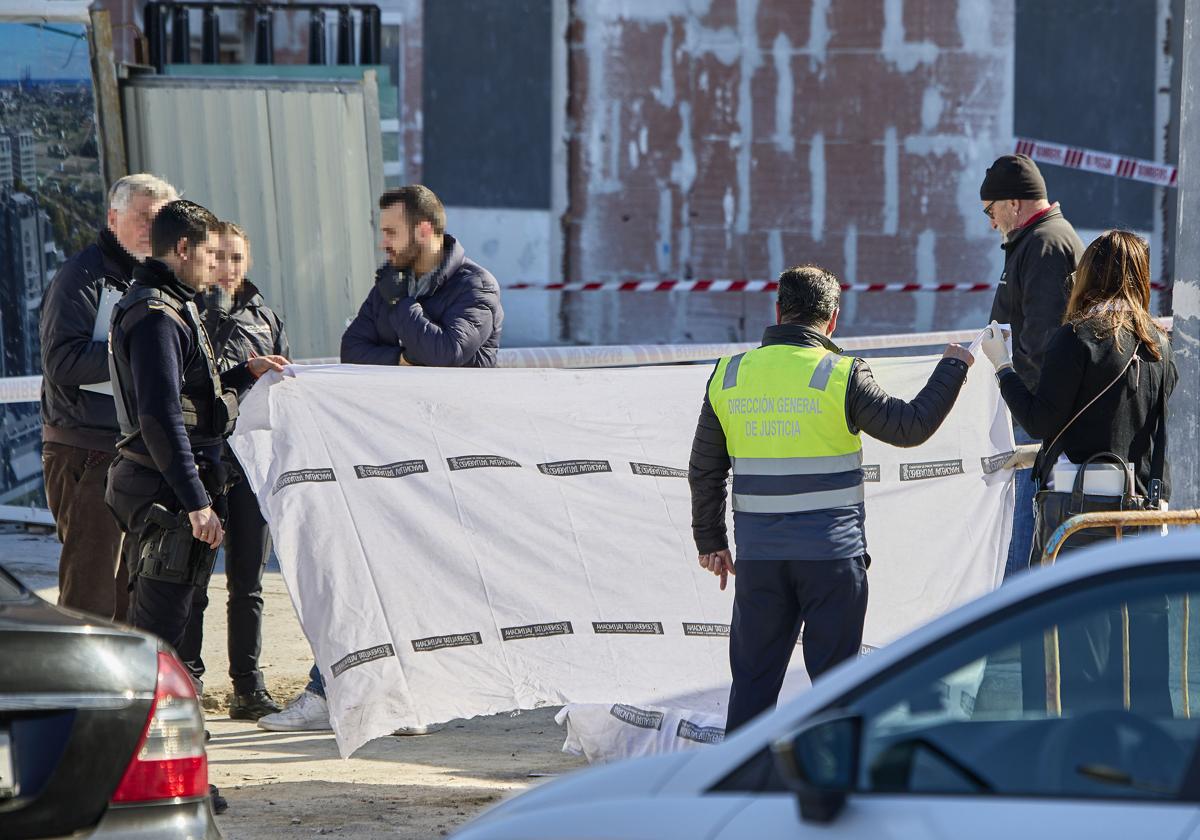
[503,279,1168,293]
[1014,136,1177,187]
[506,281,1002,293]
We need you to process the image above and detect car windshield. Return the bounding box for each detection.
[850,568,1200,800]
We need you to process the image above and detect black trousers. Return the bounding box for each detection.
[105,456,224,691]
[726,556,869,734]
[178,477,271,694]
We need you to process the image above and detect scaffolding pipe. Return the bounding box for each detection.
[254,8,275,65]
[308,9,328,64]
[170,5,191,64]
[201,7,220,64]
[336,6,354,64]
[359,5,380,65]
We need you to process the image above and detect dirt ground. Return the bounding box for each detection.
[0,528,587,838]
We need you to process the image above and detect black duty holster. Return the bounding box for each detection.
[136,503,218,588]
[134,461,241,588]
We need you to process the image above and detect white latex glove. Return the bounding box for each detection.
[1002,444,1040,470]
[980,321,1012,372]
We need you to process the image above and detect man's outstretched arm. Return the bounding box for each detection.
[847,347,972,447]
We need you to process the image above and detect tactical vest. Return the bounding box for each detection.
[708,344,866,560]
[108,285,238,456]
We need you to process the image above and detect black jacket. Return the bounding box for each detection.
[688,324,970,554]
[340,234,503,367]
[199,281,290,399]
[999,321,1175,498]
[39,228,139,452]
[111,260,254,512]
[989,205,1085,392]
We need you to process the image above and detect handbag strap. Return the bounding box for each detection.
[1033,346,1139,487]
[1146,354,1169,503]
[1068,450,1135,511]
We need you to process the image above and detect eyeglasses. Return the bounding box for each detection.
[983,201,998,220]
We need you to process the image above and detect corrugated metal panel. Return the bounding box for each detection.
[121,75,382,359]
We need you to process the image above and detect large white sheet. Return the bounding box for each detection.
[229,356,1014,757]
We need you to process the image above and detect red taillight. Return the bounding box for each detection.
[110,651,208,803]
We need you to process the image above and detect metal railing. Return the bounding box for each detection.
[1039,509,1200,717]
[143,2,382,72]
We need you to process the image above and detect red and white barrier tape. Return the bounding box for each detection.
[1015,137,1177,187]
[506,281,1000,293]
[506,280,1169,292]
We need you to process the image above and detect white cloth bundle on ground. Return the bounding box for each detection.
[230,356,1013,757]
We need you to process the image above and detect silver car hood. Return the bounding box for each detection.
[462,749,700,830]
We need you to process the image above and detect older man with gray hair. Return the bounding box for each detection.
[40,173,178,621]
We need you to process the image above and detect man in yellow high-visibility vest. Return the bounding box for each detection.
[689,264,975,732]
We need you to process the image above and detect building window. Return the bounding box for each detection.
[421,0,552,208]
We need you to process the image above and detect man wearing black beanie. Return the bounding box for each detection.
[980,153,1084,578]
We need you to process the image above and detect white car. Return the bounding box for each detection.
[455,531,1200,839]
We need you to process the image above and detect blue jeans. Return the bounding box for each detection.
[1005,466,1036,579]
[1004,424,1038,581]
[306,663,325,699]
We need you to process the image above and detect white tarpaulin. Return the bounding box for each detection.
[229,355,1014,757]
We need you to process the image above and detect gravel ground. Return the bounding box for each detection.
[0,527,587,838]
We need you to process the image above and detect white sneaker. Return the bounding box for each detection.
[256,690,332,732]
[392,723,445,736]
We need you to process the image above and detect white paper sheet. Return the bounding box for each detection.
[230,356,1014,757]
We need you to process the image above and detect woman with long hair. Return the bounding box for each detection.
[981,229,1176,714]
[983,229,1174,525]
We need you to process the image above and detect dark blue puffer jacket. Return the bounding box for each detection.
[340,234,503,368]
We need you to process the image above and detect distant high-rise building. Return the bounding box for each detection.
[0,135,12,192]
[7,130,35,188]
[0,191,46,376]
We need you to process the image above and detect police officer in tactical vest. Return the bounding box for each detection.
[688,265,975,733]
[105,199,286,680]
[178,221,290,721]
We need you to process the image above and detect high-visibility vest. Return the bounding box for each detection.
[708,344,865,559]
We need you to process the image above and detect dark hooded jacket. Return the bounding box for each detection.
[199,280,290,399]
[989,205,1086,392]
[39,228,140,452]
[340,234,503,367]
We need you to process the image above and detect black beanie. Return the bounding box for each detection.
[980,154,1047,201]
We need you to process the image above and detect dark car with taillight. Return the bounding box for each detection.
[0,562,219,838]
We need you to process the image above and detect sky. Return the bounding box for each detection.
[0,22,91,81]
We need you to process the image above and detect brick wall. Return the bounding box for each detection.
[563,0,1014,344]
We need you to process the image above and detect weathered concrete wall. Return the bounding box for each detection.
[563,0,1014,343]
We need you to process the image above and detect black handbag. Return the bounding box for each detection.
[1030,344,1167,563]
